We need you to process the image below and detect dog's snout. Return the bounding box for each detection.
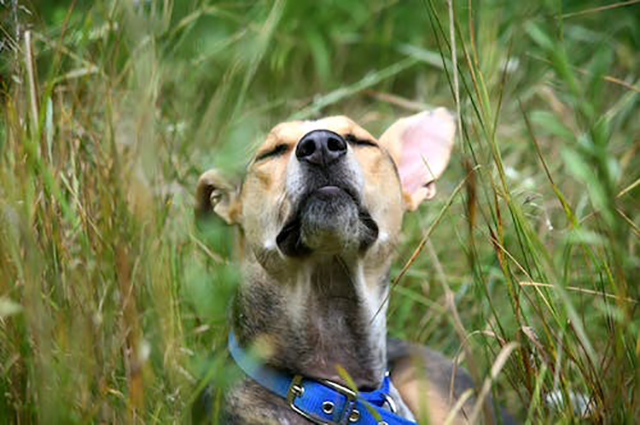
[296,130,347,167]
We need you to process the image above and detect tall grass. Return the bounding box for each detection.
[1,0,638,423]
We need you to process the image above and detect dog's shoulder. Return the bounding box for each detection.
[387,337,474,396]
[387,337,518,425]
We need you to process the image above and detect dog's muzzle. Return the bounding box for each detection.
[276,130,379,257]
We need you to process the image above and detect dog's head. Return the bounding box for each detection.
[196,109,455,272]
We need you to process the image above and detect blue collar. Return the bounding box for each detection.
[228,332,417,425]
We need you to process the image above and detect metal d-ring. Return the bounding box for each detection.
[381,392,397,413]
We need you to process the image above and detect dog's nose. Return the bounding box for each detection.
[296,130,347,166]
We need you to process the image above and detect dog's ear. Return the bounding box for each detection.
[195,169,241,225]
[378,108,455,211]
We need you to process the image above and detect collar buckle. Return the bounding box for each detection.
[287,375,330,424]
[321,380,360,423]
[286,375,359,424]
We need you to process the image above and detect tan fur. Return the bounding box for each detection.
[234,116,405,274]
[392,356,469,425]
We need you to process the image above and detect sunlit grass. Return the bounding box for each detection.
[1,0,638,423]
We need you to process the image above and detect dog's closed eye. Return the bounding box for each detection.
[345,134,378,148]
[255,143,290,162]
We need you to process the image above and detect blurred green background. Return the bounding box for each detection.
[1,0,638,423]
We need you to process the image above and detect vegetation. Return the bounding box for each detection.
[0,0,638,423]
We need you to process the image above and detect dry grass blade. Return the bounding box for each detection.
[616,177,640,198]
[446,0,463,153]
[190,232,225,263]
[560,0,640,19]
[615,208,640,236]
[526,53,640,93]
[468,342,519,424]
[443,388,474,425]
[24,31,39,134]
[445,290,495,425]
[519,281,638,304]
[365,90,430,112]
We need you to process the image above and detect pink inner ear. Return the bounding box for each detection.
[397,110,455,194]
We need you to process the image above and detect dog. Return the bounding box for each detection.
[194,109,516,424]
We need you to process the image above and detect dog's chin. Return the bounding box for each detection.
[276,186,379,257]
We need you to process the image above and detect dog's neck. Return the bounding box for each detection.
[233,253,390,390]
